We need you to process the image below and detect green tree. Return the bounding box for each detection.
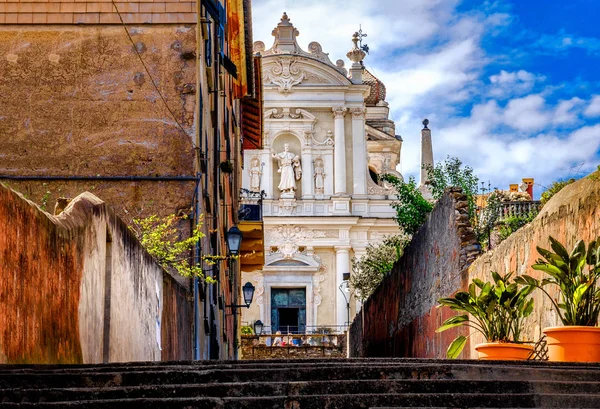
[350,234,409,301]
[381,174,433,235]
[425,156,479,220]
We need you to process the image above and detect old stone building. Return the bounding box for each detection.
[241,14,416,332]
[0,0,261,360]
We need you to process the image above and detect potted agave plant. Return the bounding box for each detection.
[515,236,600,362]
[437,271,535,360]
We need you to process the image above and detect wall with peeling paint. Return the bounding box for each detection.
[0,183,191,363]
[467,173,600,357]
[349,188,481,358]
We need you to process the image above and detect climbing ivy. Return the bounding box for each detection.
[350,234,409,301]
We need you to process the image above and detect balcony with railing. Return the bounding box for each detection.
[499,201,541,219]
[240,325,347,359]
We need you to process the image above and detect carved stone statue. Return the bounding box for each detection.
[249,157,262,192]
[313,158,325,195]
[271,144,302,196]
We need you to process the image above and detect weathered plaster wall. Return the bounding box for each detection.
[0,184,191,363]
[349,188,481,357]
[467,174,600,357]
[104,210,164,362]
[0,25,196,222]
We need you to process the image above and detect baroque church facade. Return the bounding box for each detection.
[241,13,407,332]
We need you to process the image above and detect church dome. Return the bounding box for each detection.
[363,69,386,106]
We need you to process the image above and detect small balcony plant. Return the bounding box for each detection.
[514,236,600,362]
[437,271,534,359]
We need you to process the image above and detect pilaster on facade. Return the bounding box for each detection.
[332,106,348,196]
[334,246,352,327]
[350,107,367,197]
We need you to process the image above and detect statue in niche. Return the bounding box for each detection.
[249,157,263,192]
[271,143,302,196]
[313,158,325,195]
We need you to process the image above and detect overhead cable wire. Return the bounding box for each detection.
[111,0,196,146]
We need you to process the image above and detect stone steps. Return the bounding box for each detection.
[3,393,600,408]
[5,380,600,402]
[0,359,599,408]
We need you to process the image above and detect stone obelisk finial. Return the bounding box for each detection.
[419,118,434,200]
[346,32,366,84]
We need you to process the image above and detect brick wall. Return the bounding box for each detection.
[348,188,481,358]
[0,0,196,24]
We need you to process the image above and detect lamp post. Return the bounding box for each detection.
[226,226,243,256]
[338,272,351,330]
[226,281,256,309]
[253,320,264,336]
[226,225,243,359]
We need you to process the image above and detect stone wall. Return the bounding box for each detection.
[349,188,481,358]
[0,25,196,225]
[0,183,191,363]
[467,173,600,357]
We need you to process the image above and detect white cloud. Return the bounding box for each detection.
[553,97,584,125]
[488,70,545,98]
[251,1,600,193]
[584,95,600,117]
[503,95,549,132]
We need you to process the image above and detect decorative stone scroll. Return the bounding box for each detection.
[265,57,305,95]
[252,272,265,305]
[255,13,348,76]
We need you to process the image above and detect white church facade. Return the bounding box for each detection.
[240,13,412,332]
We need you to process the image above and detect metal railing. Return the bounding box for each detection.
[243,324,348,335]
[499,201,541,219]
[239,189,265,222]
[248,333,345,348]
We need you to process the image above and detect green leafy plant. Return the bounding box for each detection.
[380,174,433,235]
[540,179,576,207]
[350,234,409,301]
[131,213,213,281]
[425,156,479,220]
[437,272,534,358]
[240,325,254,335]
[497,212,537,242]
[515,236,600,326]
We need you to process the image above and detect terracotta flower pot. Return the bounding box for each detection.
[475,342,534,360]
[543,326,600,362]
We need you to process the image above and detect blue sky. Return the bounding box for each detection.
[252,0,600,197]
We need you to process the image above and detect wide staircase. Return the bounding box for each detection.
[1,358,600,408]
